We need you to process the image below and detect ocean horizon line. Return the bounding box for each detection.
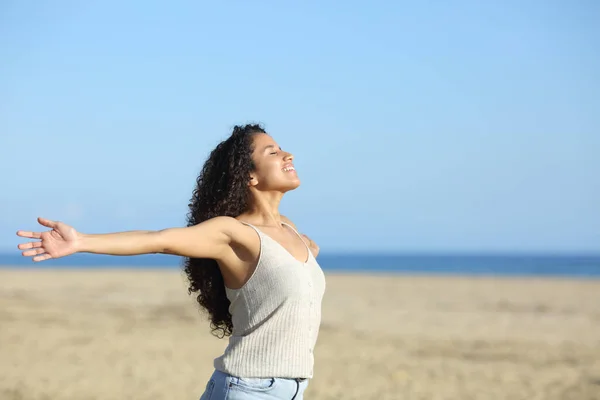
[1,252,599,278]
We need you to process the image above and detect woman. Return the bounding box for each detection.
[16,124,326,400]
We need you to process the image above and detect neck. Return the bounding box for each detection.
[245,190,285,227]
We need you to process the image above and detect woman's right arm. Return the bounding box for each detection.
[79,216,239,258]
[17,216,241,262]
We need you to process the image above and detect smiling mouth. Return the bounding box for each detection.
[282,165,296,172]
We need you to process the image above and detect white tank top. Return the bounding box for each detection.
[213,222,326,378]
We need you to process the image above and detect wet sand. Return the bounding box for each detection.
[1,269,599,400]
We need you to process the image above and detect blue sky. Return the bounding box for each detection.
[1,0,598,253]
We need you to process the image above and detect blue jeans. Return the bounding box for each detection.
[199,369,309,400]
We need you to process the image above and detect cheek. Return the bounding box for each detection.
[252,162,272,183]
[256,160,280,177]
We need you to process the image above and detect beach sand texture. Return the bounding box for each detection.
[1,269,599,400]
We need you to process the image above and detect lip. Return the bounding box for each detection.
[282,163,296,172]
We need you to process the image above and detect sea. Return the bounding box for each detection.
[0,252,599,278]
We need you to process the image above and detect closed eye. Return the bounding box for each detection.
[265,145,282,155]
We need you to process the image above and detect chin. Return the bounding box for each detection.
[283,180,301,192]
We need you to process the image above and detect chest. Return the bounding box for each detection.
[257,227,310,264]
[250,257,325,307]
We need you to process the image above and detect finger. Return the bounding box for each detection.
[38,217,58,229]
[16,230,42,239]
[18,241,42,250]
[23,248,45,257]
[33,253,53,262]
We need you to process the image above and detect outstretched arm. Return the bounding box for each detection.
[17,216,239,262]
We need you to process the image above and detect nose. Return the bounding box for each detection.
[284,151,294,161]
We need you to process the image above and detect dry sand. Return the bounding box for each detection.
[1,269,599,400]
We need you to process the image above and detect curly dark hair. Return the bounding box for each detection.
[183,123,266,338]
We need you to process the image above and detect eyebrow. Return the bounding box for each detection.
[263,144,281,152]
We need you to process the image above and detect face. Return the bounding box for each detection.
[249,133,300,192]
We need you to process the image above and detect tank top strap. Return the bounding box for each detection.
[239,221,263,236]
[281,222,313,259]
[281,221,302,238]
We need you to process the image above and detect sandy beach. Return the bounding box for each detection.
[1,268,599,400]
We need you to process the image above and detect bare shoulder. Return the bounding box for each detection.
[157,216,253,260]
[189,215,242,233]
[280,215,298,230]
[191,216,255,242]
[189,215,238,228]
[281,215,320,257]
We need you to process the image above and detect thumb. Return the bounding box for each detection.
[38,217,58,229]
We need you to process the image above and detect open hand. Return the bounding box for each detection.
[16,217,80,262]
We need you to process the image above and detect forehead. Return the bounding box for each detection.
[252,133,279,151]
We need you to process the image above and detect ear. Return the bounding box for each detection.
[248,175,258,187]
